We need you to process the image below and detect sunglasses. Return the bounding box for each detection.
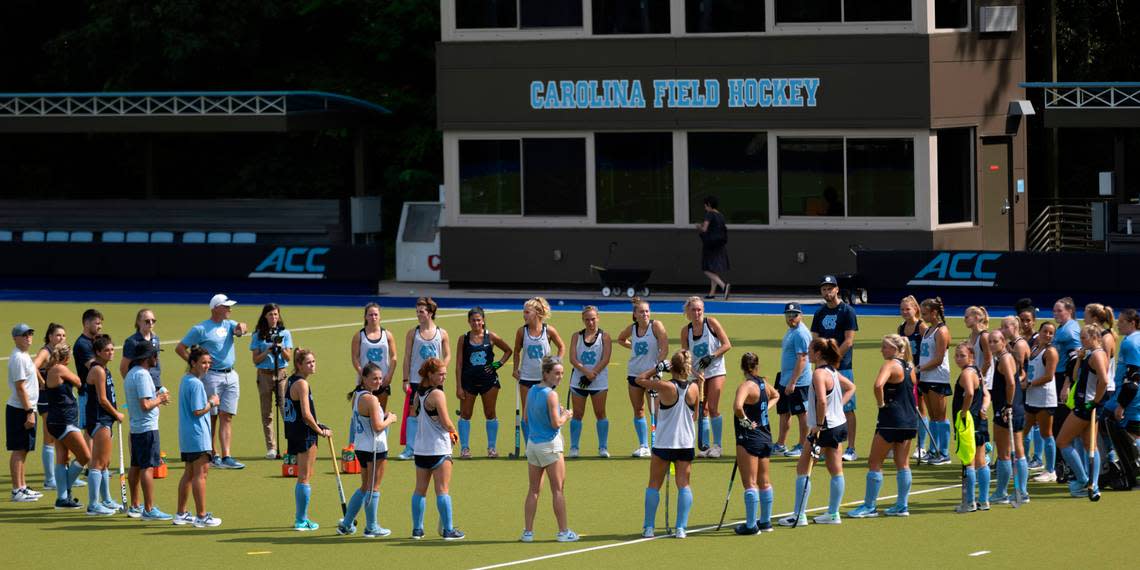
[143,319,157,324]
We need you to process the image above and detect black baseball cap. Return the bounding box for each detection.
[819,275,838,287]
[783,302,803,315]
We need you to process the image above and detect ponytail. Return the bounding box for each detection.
[810,338,841,368]
[921,297,946,324]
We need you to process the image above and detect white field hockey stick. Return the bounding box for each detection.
[325,430,348,516]
[1088,406,1101,502]
[117,421,128,514]
[1005,407,1021,508]
[509,381,521,459]
[792,435,819,528]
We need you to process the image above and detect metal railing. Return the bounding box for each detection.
[1027,202,1096,251]
[1021,82,1140,109]
[0,91,390,118]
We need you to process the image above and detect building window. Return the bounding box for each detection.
[456,0,518,29]
[522,138,587,216]
[520,0,583,28]
[775,0,911,24]
[775,0,841,23]
[846,138,915,217]
[459,140,521,215]
[937,128,975,224]
[778,138,845,216]
[456,0,583,30]
[844,0,911,22]
[593,0,670,35]
[685,1,765,33]
[935,0,970,29]
[688,133,768,224]
[596,133,674,223]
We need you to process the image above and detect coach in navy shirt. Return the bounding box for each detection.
[810,275,859,462]
[72,309,103,431]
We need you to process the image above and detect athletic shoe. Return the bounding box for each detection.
[1033,471,1057,483]
[397,450,414,461]
[708,445,722,458]
[930,454,951,466]
[294,519,320,531]
[22,488,43,498]
[411,528,425,540]
[884,504,909,517]
[11,488,40,502]
[487,448,498,459]
[919,451,937,464]
[72,477,87,487]
[43,482,56,490]
[984,442,994,466]
[846,505,878,518]
[265,449,278,460]
[86,503,116,516]
[567,447,580,459]
[696,447,712,459]
[783,444,803,458]
[219,457,245,469]
[363,526,391,538]
[442,528,465,541]
[193,513,222,528]
[913,447,924,460]
[336,520,357,535]
[641,527,654,538]
[1018,492,1030,504]
[955,502,977,514]
[773,443,787,455]
[460,447,472,459]
[813,513,842,525]
[1027,458,1044,470]
[598,448,610,458]
[757,522,775,532]
[675,528,687,539]
[556,529,580,542]
[976,501,990,511]
[520,530,534,543]
[211,455,222,467]
[172,511,195,525]
[991,494,1010,505]
[842,448,858,462]
[734,523,760,535]
[142,507,173,521]
[102,500,123,513]
[777,515,808,527]
[632,446,650,458]
[54,497,82,510]
[127,505,144,518]
[886,449,894,460]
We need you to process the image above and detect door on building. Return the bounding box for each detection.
[980,137,1013,251]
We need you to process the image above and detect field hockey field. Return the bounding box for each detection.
[1,299,1135,568]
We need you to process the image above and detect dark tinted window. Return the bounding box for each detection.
[688,133,768,224]
[775,0,841,23]
[593,0,671,35]
[459,140,521,215]
[456,0,517,29]
[596,133,674,223]
[844,0,912,22]
[937,128,974,224]
[778,138,844,216]
[685,1,765,33]
[521,0,583,28]
[935,0,970,29]
[523,138,587,216]
[846,138,915,217]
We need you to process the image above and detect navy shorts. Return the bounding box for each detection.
[181,451,212,464]
[628,375,641,388]
[570,385,607,398]
[5,405,36,451]
[738,441,772,459]
[876,428,917,444]
[652,447,695,463]
[37,400,49,415]
[462,379,501,396]
[356,450,388,467]
[1024,405,1055,415]
[993,414,1026,432]
[918,381,952,396]
[974,419,990,446]
[519,379,540,389]
[287,434,318,456]
[815,425,848,449]
[85,419,113,438]
[414,454,451,470]
[777,386,808,415]
[130,430,162,468]
[47,423,80,441]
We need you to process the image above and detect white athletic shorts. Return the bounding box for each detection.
[203,370,240,415]
[526,434,564,468]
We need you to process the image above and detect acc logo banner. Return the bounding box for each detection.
[907,252,1001,287]
[249,247,330,280]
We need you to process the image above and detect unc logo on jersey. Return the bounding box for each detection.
[1027,364,1035,379]
[634,341,649,356]
[215,327,227,338]
[693,343,709,358]
[581,351,598,365]
[527,345,544,359]
[469,351,488,366]
[283,399,296,422]
[921,343,930,357]
[821,315,838,330]
[419,344,438,359]
[366,348,384,363]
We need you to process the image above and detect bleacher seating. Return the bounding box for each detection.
[46,231,69,242]
[183,232,205,244]
[102,231,125,243]
[23,231,44,242]
[150,231,174,243]
[70,231,93,242]
[207,232,232,244]
[0,231,12,242]
[126,231,149,243]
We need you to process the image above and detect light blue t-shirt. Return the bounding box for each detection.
[525,385,559,444]
[781,322,813,388]
[178,374,212,453]
[1054,319,1081,373]
[124,366,159,434]
[249,329,294,370]
[1107,331,1140,422]
[181,319,238,369]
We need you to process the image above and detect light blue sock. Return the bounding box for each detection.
[521,419,529,442]
[759,486,774,525]
[54,464,69,501]
[897,468,912,508]
[1044,436,1057,472]
[643,487,659,529]
[964,467,977,505]
[597,418,610,450]
[864,470,883,508]
[437,494,453,532]
[570,418,583,449]
[978,465,991,503]
[793,475,811,518]
[1022,427,1033,460]
[743,487,759,527]
[1091,449,1102,491]
[1062,445,1088,484]
[1032,426,1044,461]
[67,461,83,485]
[458,418,471,450]
[343,489,365,528]
[941,421,953,455]
[995,459,1011,497]
[920,416,933,450]
[711,416,723,447]
[294,483,311,522]
[929,421,942,453]
[365,491,380,530]
[676,487,693,530]
[42,444,55,487]
[634,416,648,447]
[699,417,711,449]
[87,469,102,508]
[486,419,499,449]
[405,416,418,454]
[828,475,845,516]
[411,492,426,531]
[101,469,111,503]
[1015,457,1029,495]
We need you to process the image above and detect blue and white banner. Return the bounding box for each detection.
[530,78,820,110]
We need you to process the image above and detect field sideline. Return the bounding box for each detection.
[1,299,1134,568]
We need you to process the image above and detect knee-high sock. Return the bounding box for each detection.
[940,420,953,455]
[67,461,83,487]
[1015,457,1029,495]
[864,470,883,508]
[759,486,774,525]
[486,419,499,449]
[597,418,610,450]
[676,487,693,530]
[920,416,933,450]
[294,483,311,522]
[1091,449,1102,491]
[897,468,913,508]
[1033,426,1045,460]
[42,444,56,487]
[964,467,977,505]
[793,475,812,518]
[437,494,454,532]
[1044,436,1057,472]
[634,417,648,448]
[829,475,845,516]
[570,418,583,449]
[711,416,723,447]
[1062,445,1088,484]
[458,418,471,450]
[54,464,69,501]
[643,487,660,529]
[87,469,102,508]
[995,459,1012,497]
[411,492,426,531]
[743,487,759,527]
[343,489,365,527]
[699,417,711,449]
[365,491,380,529]
[101,469,111,503]
[521,419,529,442]
[405,416,418,454]
[977,465,991,503]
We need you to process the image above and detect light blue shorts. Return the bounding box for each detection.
[203,370,240,415]
[840,369,856,413]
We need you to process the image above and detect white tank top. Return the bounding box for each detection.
[1083,349,1108,402]
[358,328,390,376]
[519,324,550,382]
[653,380,695,450]
[1107,354,1117,392]
[687,319,726,379]
[972,333,995,390]
[627,321,659,376]
[413,388,453,456]
[409,326,442,385]
[572,329,608,390]
[1025,346,1058,408]
[806,367,847,430]
[351,391,388,453]
[919,323,951,384]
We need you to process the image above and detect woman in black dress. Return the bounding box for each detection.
[697,195,730,300]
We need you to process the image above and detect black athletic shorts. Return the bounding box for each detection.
[570,385,607,398]
[815,425,848,449]
[47,422,79,440]
[287,434,318,456]
[777,386,808,416]
[974,420,990,446]
[918,381,952,396]
[5,405,36,451]
[739,441,772,459]
[181,451,213,464]
[1024,405,1056,415]
[463,379,501,396]
[414,454,451,470]
[37,401,49,415]
[993,414,1026,432]
[876,428,917,444]
[356,450,388,467]
[519,379,540,388]
[130,430,162,468]
[1126,421,1140,437]
[85,420,113,438]
[652,447,695,463]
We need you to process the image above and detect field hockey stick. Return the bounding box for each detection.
[1005,408,1021,509]
[792,435,819,529]
[399,385,412,446]
[275,371,283,459]
[325,431,348,516]
[716,462,738,531]
[116,421,128,514]
[665,461,672,534]
[509,381,521,459]
[1088,406,1101,502]
[695,366,709,451]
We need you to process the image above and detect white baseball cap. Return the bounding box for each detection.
[209,293,237,310]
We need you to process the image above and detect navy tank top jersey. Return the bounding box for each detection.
[877,358,919,430]
[461,330,497,385]
[897,322,923,365]
[734,375,772,447]
[284,374,317,441]
[46,379,78,428]
[990,352,1025,419]
[953,365,985,423]
[85,363,117,428]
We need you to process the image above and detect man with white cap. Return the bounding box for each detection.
[8,323,43,501]
[176,294,248,469]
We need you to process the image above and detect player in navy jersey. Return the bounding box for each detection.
[732,353,779,534]
[455,307,512,459]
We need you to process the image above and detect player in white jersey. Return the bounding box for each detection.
[399,297,450,460]
[351,303,397,411]
[917,298,953,465]
[567,306,612,459]
[617,298,669,458]
[337,362,399,538]
[965,306,994,390]
[680,296,732,459]
[1024,322,1059,483]
[512,297,564,443]
[1085,303,1117,392]
[409,357,463,540]
[633,350,699,538]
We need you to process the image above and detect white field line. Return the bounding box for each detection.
[470,484,961,570]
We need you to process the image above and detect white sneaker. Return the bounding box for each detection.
[674,528,687,539]
[172,512,195,525]
[814,512,842,525]
[567,448,580,459]
[520,530,534,543]
[708,445,722,458]
[641,526,654,538]
[22,488,43,498]
[955,502,977,514]
[265,449,278,460]
[632,446,650,458]
[556,529,580,542]
[1033,471,1057,483]
[193,513,222,528]
[777,515,808,527]
[11,489,40,502]
[842,448,858,462]
[598,448,610,458]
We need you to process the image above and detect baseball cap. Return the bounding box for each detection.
[209,294,237,310]
[783,302,803,315]
[127,342,162,361]
[819,275,838,287]
[11,323,34,337]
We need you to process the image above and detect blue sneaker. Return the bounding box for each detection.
[219,457,245,470]
[411,528,425,540]
[54,497,83,510]
[847,504,878,518]
[442,528,465,541]
[102,500,124,513]
[397,449,414,461]
[991,493,1010,505]
[142,507,173,521]
[884,504,910,517]
[1027,457,1043,470]
[772,443,788,455]
[294,519,320,531]
[86,503,116,516]
[336,520,357,535]
[363,525,390,538]
[211,455,222,467]
[520,530,534,542]
[783,444,803,458]
[556,529,579,542]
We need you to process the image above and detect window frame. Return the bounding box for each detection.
[932,127,978,229]
[685,130,771,225]
[930,0,972,33]
[594,130,679,225]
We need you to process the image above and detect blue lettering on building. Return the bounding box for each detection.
[531,78,818,110]
[907,252,1002,287]
[250,247,330,279]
